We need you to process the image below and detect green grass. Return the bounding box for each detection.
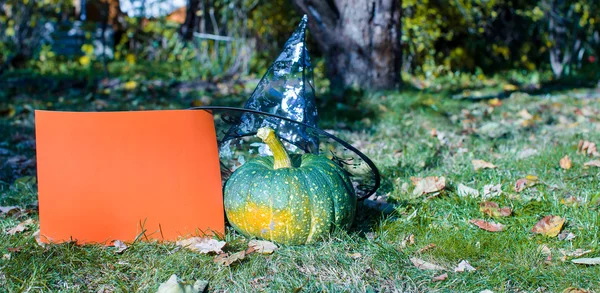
[1,77,600,292]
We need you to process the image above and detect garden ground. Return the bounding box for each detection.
[1,74,599,292]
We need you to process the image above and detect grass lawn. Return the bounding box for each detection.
[1,78,600,292]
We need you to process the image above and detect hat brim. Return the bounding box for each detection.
[189,106,380,200]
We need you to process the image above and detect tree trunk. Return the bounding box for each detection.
[292,0,402,93]
[180,0,201,40]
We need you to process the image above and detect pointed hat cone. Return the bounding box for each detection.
[190,15,380,199]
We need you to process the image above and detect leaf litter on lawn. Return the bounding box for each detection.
[156,274,208,293]
[531,216,565,237]
[410,257,446,271]
[469,219,505,232]
[472,159,497,171]
[411,176,446,198]
[176,237,226,254]
[479,201,511,217]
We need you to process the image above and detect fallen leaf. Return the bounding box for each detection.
[561,196,581,207]
[248,240,278,254]
[176,237,226,254]
[417,243,436,254]
[410,257,446,271]
[430,128,437,137]
[571,257,600,265]
[482,184,502,198]
[400,234,415,248]
[469,219,505,232]
[454,260,476,272]
[517,109,533,119]
[457,184,480,198]
[514,175,538,192]
[432,273,448,282]
[479,201,512,217]
[583,160,600,168]
[531,216,565,237]
[561,287,592,293]
[559,249,592,262]
[2,254,10,260]
[213,251,246,266]
[517,148,538,159]
[539,244,552,256]
[6,219,35,235]
[156,274,208,293]
[577,140,599,156]
[347,252,362,259]
[472,159,497,171]
[7,247,20,253]
[0,206,20,216]
[33,230,46,247]
[411,176,446,197]
[557,231,576,241]
[559,155,572,170]
[477,122,508,138]
[113,240,128,254]
[488,98,502,107]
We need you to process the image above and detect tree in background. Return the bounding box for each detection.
[291,0,402,93]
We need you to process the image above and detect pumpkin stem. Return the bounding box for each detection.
[257,127,292,169]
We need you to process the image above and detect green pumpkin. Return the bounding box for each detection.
[224,127,356,245]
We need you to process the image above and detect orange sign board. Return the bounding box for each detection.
[35,110,224,244]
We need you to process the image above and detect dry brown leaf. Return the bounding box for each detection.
[488,98,503,106]
[410,257,446,271]
[113,240,128,254]
[469,219,505,232]
[559,155,572,170]
[583,160,600,168]
[347,252,362,259]
[33,229,46,247]
[156,274,207,293]
[213,251,246,266]
[482,184,502,198]
[479,202,512,217]
[411,176,446,197]
[531,216,565,237]
[430,128,437,137]
[559,249,592,262]
[6,218,35,235]
[518,148,538,159]
[176,237,226,254]
[561,287,592,293]
[558,230,576,241]
[0,206,20,216]
[406,234,415,245]
[518,109,533,119]
[514,175,538,192]
[577,140,599,156]
[432,273,448,282]
[454,260,476,272]
[417,243,436,254]
[457,184,480,198]
[571,257,600,265]
[472,159,497,171]
[539,244,552,256]
[248,240,278,254]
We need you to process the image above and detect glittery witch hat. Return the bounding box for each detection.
[192,15,380,199]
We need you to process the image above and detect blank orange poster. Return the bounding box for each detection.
[35,110,224,244]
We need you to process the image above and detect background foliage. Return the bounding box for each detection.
[0,0,599,86]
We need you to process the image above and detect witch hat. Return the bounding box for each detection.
[191,15,380,199]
